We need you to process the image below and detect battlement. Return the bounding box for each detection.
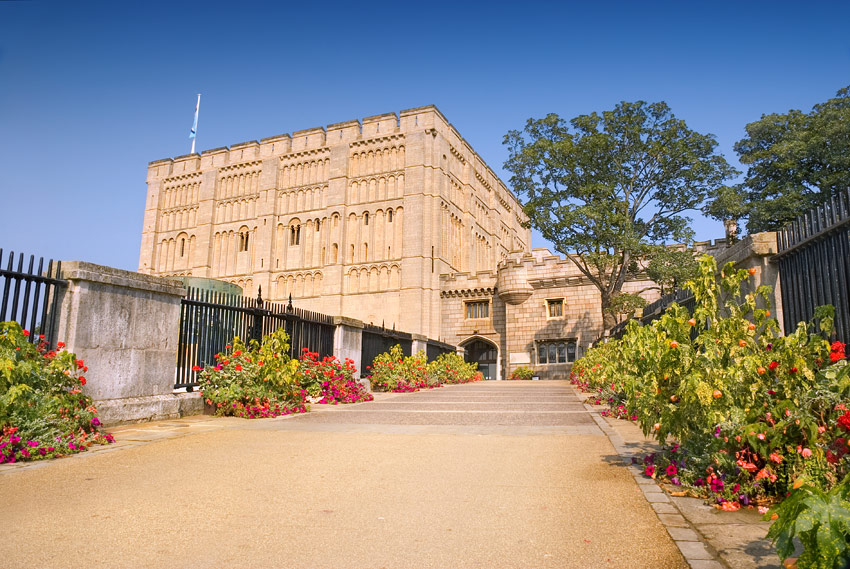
[439,270,497,297]
[145,106,522,212]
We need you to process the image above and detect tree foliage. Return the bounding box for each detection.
[504,100,736,330]
[735,85,850,233]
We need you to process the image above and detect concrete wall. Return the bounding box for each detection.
[54,262,201,426]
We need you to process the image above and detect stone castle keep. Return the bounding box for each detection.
[139,105,682,379]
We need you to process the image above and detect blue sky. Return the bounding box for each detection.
[1,0,848,271]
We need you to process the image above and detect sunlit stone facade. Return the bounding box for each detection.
[139,106,530,341]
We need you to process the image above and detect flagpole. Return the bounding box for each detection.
[189,93,201,154]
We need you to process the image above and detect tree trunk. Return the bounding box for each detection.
[600,293,618,332]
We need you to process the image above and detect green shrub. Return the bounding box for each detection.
[0,321,113,463]
[573,255,849,508]
[765,474,850,569]
[509,366,534,380]
[427,352,480,384]
[198,328,304,418]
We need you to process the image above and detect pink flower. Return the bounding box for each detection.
[665,464,678,477]
[801,448,812,458]
[644,465,656,478]
[757,433,765,441]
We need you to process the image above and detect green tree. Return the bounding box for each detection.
[735,85,850,233]
[504,100,736,331]
[646,248,700,296]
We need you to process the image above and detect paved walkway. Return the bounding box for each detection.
[2,381,692,568]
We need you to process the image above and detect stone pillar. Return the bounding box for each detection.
[54,262,198,425]
[411,334,428,356]
[333,316,364,381]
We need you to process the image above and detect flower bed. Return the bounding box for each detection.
[198,329,306,418]
[573,257,850,568]
[0,321,114,463]
[298,349,373,404]
[367,346,482,392]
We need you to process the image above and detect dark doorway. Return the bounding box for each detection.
[464,339,498,380]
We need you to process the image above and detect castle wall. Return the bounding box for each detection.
[139,106,531,340]
[438,250,664,380]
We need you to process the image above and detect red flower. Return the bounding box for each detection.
[768,361,779,371]
[838,411,850,432]
[79,376,86,385]
[22,329,29,337]
[235,364,242,371]
[830,341,845,363]
[57,342,65,349]
[192,365,201,372]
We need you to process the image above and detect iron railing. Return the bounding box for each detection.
[775,187,850,342]
[426,339,457,362]
[0,249,65,347]
[360,323,412,375]
[599,289,696,344]
[176,288,335,390]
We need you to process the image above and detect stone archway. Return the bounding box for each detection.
[461,337,499,380]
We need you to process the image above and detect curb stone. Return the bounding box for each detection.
[579,389,730,569]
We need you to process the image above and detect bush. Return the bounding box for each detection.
[427,352,481,385]
[0,321,113,463]
[573,256,850,509]
[368,346,433,392]
[198,328,305,418]
[368,347,481,392]
[298,349,373,404]
[509,366,534,380]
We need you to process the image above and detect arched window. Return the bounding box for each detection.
[290,225,300,245]
[387,209,393,222]
[364,212,369,225]
[239,231,250,252]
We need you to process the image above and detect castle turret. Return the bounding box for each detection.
[497,255,533,305]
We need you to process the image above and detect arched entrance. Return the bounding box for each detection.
[462,338,498,380]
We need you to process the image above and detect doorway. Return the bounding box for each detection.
[463,339,498,380]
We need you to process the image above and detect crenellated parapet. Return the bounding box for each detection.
[440,270,497,299]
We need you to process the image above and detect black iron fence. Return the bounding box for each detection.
[426,339,457,362]
[360,324,412,375]
[0,249,65,347]
[600,288,696,344]
[775,188,850,342]
[176,288,335,390]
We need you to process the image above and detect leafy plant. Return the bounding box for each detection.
[0,321,113,463]
[428,352,480,384]
[765,475,850,569]
[508,366,534,381]
[298,349,372,404]
[198,328,304,418]
[368,346,481,392]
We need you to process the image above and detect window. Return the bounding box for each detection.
[547,299,563,318]
[289,225,300,245]
[537,340,576,364]
[465,300,489,319]
[180,238,186,257]
[239,232,249,252]
[388,209,393,222]
[364,212,369,225]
